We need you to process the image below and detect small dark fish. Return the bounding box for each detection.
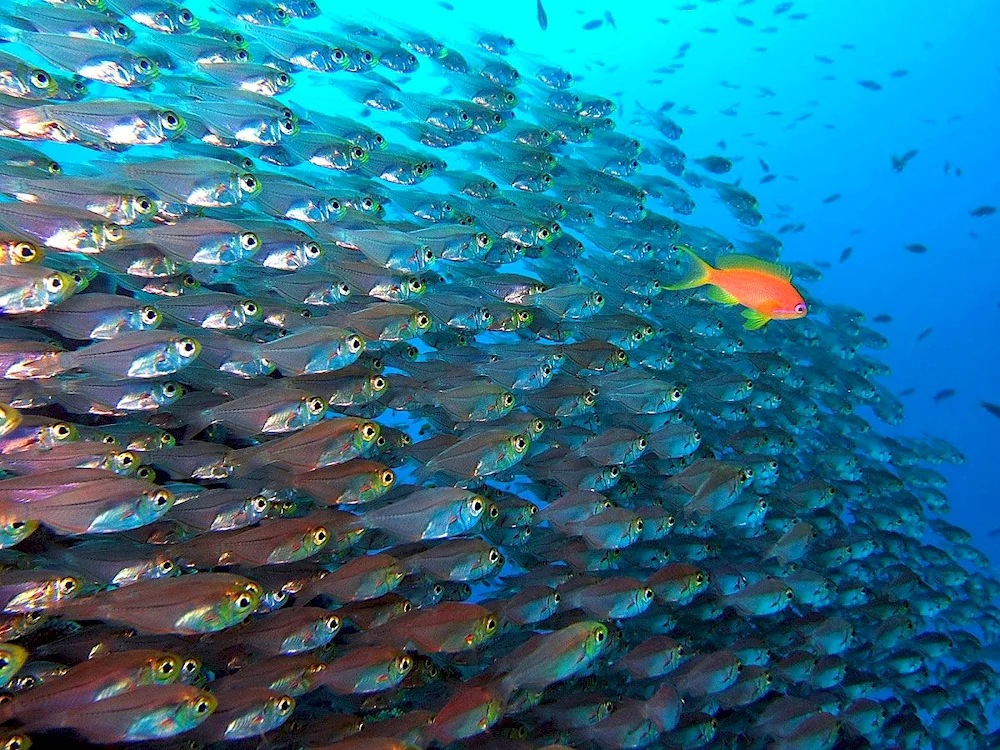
[839,247,852,263]
[759,158,770,173]
[605,11,617,30]
[916,328,933,342]
[583,19,603,30]
[815,55,834,64]
[970,205,996,217]
[892,149,918,171]
[872,314,893,323]
[891,69,908,77]
[537,0,548,30]
[932,389,956,403]
[760,174,777,184]
[982,401,1000,420]
[900,387,916,396]
[439,1,454,8]
[858,80,882,91]
[822,193,841,203]
[904,243,928,254]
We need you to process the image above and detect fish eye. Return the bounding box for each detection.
[136,57,153,73]
[671,389,683,401]
[43,274,65,294]
[53,423,72,439]
[303,242,321,259]
[234,593,253,609]
[152,489,171,507]
[695,573,705,584]
[502,393,515,408]
[31,70,50,89]
[115,23,130,38]
[195,698,212,714]
[361,422,378,440]
[307,397,326,415]
[348,335,364,353]
[240,174,258,192]
[332,48,346,63]
[236,49,250,62]
[379,469,396,486]
[252,495,269,513]
[275,7,287,18]
[104,223,124,242]
[537,227,550,240]
[58,577,77,595]
[488,547,502,563]
[159,559,174,573]
[312,527,329,545]
[407,278,424,293]
[242,300,259,316]
[370,375,388,392]
[541,364,552,376]
[322,613,342,633]
[279,118,296,135]
[12,242,37,262]
[785,589,794,599]
[160,110,182,130]
[179,8,194,23]
[795,303,807,314]
[277,73,291,86]
[117,451,136,468]
[157,657,177,677]
[138,306,161,325]
[178,338,199,357]
[485,617,498,633]
[236,232,259,252]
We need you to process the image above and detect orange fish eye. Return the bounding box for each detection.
[325,615,341,631]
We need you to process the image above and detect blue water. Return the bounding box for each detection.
[354,0,1000,556]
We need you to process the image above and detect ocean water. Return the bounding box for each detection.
[374,0,1000,555]
[1,0,999,746]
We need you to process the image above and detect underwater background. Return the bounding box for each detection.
[0,0,998,746]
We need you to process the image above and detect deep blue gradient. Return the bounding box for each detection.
[355,0,1000,558]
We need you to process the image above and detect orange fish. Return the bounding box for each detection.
[666,246,808,330]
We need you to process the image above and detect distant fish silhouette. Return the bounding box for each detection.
[536,0,547,30]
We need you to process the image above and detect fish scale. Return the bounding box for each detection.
[0,1,989,748]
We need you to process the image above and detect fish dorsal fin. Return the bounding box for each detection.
[716,254,791,281]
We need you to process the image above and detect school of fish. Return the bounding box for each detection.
[0,1,994,748]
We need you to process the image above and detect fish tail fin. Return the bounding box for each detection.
[229,445,264,477]
[178,409,214,440]
[665,245,714,291]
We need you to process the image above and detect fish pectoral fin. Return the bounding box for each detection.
[741,309,771,331]
[704,286,740,305]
